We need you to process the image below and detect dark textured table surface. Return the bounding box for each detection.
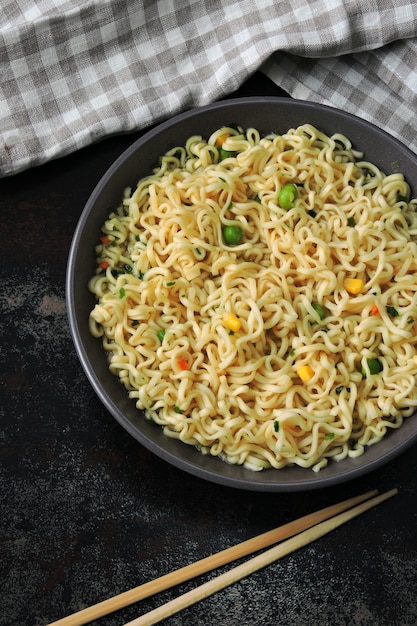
[1,73,417,626]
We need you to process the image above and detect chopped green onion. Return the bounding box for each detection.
[274,420,279,432]
[347,217,356,226]
[119,287,126,298]
[218,148,237,161]
[335,385,344,394]
[325,432,335,440]
[174,405,183,414]
[157,329,165,342]
[386,305,399,317]
[311,302,327,320]
[166,281,176,287]
[362,358,382,378]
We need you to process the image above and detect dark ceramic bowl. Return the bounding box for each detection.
[66,97,417,491]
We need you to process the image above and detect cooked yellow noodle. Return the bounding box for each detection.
[89,123,417,471]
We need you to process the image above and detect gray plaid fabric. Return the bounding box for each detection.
[2,0,417,177]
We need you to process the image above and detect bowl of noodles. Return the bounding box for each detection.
[67,96,417,491]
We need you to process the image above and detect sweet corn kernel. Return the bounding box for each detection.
[297,364,314,383]
[343,277,364,295]
[224,313,241,332]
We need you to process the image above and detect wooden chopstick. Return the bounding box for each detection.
[124,488,397,626]
[47,488,382,626]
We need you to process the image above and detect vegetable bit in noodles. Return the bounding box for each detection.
[88,123,417,472]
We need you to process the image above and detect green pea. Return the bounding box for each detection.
[278,183,298,209]
[222,224,243,246]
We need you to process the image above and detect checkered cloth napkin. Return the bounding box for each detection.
[2,0,417,177]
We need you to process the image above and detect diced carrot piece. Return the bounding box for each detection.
[216,133,230,146]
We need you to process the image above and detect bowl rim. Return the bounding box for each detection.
[66,96,417,491]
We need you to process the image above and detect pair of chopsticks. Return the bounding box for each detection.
[48,487,397,626]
